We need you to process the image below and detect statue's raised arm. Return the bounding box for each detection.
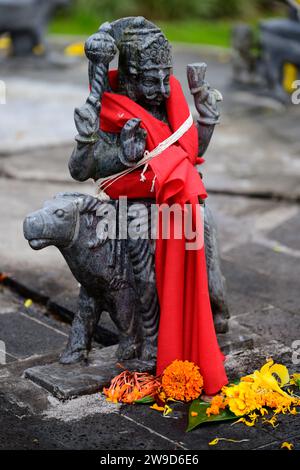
[187,62,222,157]
[69,19,149,182]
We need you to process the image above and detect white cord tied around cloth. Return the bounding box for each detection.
[95,113,193,199]
[150,175,157,192]
[140,163,149,182]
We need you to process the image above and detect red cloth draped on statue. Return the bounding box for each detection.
[99,70,228,394]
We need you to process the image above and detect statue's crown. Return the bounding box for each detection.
[118,17,172,71]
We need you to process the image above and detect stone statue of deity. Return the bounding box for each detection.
[24,17,229,394]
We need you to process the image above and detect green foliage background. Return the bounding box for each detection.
[51,0,285,46]
[69,0,279,20]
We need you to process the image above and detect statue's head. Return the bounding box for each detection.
[117,17,172,106]
[23,195,80,250]
[23,193,116,251]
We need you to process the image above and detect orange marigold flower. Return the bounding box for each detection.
[103,370,161,404]
[206,394,227,416]
[161,360,203,402]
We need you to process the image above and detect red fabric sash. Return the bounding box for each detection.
[100,71,228,394]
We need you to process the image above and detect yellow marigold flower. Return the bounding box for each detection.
[241,376,254,383]
[163,404,173,416]
[150,403,165,412]
[161,360,203,402]
[234,417,256,427]
[221,361,299,419]
[263,414,278,428]
[250,360,290,398]
[223,382,257,416]
[281,442,294,450]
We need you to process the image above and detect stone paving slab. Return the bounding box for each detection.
[0,394,177,450]
[0,286,21,314]
[256,438,300,450]
[0,352,60,415]
[204,107,300,201]
[222,259,274,317]
[237,306,300,348]
[224,242,300,315]
[119,402,275,451]
[0,286,69,364]
[269,214,300,251]
[0,78,86,154]
[0,309,67,362]
[0,145,74,183]
[24,345,155,400]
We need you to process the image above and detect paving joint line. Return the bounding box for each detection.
[119,413,188,450]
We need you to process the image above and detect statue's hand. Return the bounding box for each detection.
[187,63,222,125]
[193,82,222,123]
[74,102,99,137]
[120,118,147,166]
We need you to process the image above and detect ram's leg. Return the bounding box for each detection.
[204,204,230,333]
[60,286,101,364]
[110,287,142,361]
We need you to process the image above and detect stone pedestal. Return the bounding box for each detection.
[24,345,155,400]
[24,321,254,400]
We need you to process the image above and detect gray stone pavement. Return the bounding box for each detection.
[0,39,299,450]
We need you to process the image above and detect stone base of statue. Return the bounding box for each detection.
[24,321,254,400]
[24,345,155,400]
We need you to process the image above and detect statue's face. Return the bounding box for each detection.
[122,67,171,106]
[138,68,171,105]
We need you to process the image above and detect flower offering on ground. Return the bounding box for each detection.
[103,358,299,435]
[103,370,160,404]
[205,360,300,425]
